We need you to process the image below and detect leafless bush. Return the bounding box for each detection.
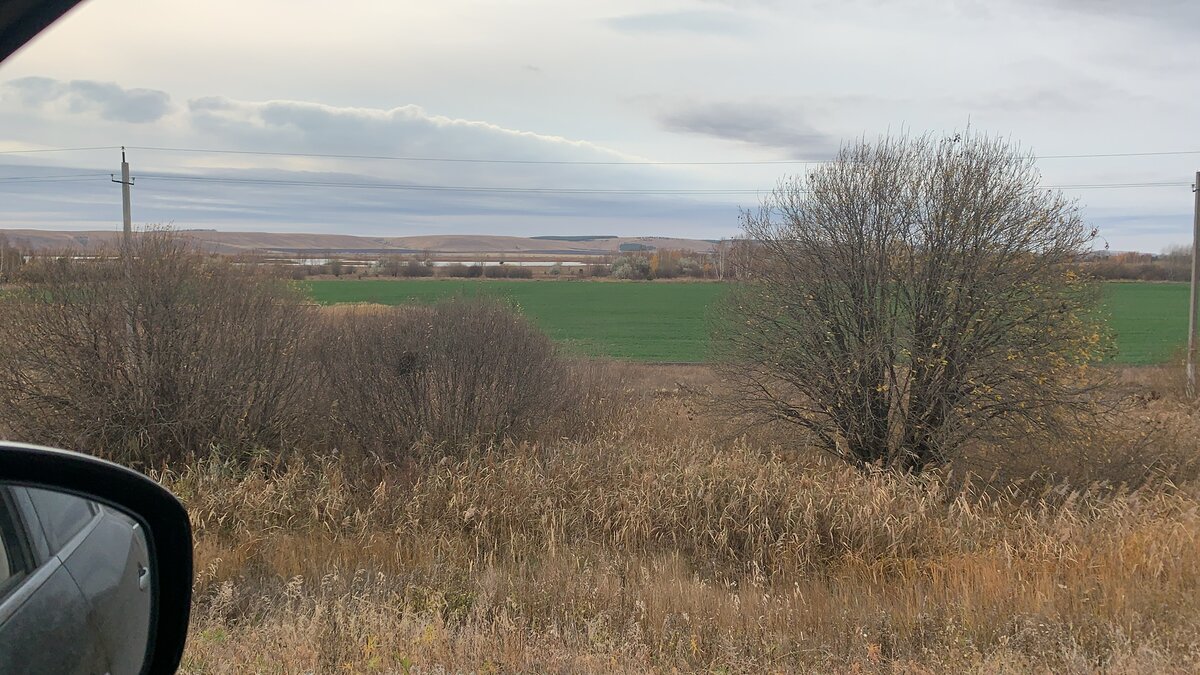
[0,234,25,282]
[483,265,533,279]
[0,230,315,466]
[440,263,484,278]
[716,132,1112,473]
[315,298,575,455]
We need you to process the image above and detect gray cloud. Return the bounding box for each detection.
[956,77,1139,114]
[3,77,171,123]
[660,103,839,159]
[693,0,779,6]
[184,96,644,169]
[605,10,754,36]
[1040,0,1200,20]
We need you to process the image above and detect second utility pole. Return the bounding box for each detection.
[1188,170,1200,397]
[112,146,134,247]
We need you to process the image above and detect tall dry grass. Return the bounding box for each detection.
[173,367,1200,673]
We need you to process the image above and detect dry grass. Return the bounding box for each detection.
[172,365,1200,674]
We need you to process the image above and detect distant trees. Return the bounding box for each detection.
[612,250,715,280]
[715,133,1109,473]
[0,234,24,282]
[1084,247,1192,282]
[612,256,652,280]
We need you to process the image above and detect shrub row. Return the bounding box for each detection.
[0,231,598,468]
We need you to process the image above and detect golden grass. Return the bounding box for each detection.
[170,365,1200,673]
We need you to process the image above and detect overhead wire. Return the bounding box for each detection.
[127,145,1200,166]
[3,143,1200,166]
[132,172,1192,195]
[0,146,121,155]
[0,171,1185,195]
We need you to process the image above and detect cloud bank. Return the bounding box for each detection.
[3,77,172,123]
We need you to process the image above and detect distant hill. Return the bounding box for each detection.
[0,230,719,256]
[529,235,617,242]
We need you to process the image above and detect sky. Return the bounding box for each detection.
[0,0,1197,251]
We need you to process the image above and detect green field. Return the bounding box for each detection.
[306,279,727,361]
[1102,282,1188,365]
[305,279,1187,365]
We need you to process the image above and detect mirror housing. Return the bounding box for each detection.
[0,442,193,674]
[0,0,88,63]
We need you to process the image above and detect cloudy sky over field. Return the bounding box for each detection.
[1,0,1197,250]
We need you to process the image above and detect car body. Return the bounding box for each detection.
[0,442,192,675]
[0,485,152,674]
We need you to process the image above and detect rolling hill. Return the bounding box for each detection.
[0,229,718,256]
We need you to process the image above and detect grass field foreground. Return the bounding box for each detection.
[305,279,1186,365]
[178,365,1200,673]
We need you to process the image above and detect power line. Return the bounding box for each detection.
[133,172,1192,195]
[0,172,110,181]
[136,173,763,194]
[0,146,121,155]
[3,143,1199,166]
[128,145,813,166]
[119,144,1200,164]
[0,177,109,186]
[0,162,1187,195]
[1039,150,1200,160]
[1048,181,1191,189]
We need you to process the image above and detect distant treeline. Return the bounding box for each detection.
[1082,248,1191,282]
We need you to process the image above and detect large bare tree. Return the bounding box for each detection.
[716,133,1109,473]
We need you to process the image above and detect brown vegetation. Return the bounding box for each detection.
[1083,248,1191,282]
[2,230,1199,673]
[0,232,314,466]
[717,133,1110,473]
[173,368,1200,673]
[0,233,607,467]
[314,299,600,455]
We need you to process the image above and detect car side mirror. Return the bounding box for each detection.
[0,442,193,674]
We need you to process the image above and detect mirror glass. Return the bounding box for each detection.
[0,483,151,675]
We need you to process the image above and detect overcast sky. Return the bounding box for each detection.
[0,0,1197,250]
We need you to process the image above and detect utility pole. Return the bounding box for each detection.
[111,147,134,247]
[112,147,137,374]
[1188,170,1200,397]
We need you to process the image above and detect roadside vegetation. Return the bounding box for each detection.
[718,133,1108,473]
[1,130,1199,671]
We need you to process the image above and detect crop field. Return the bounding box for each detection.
[305,279,726,361]
[305,279,1187,365]
[1103,281,1188,365]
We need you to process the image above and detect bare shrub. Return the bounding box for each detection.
[483,264,533,279]
[716,132,1112,473]
[441,263,483,278]
[585,263,610,277]
[0,230,314,466]
[0,234,24,281]
[315,298,575,455]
